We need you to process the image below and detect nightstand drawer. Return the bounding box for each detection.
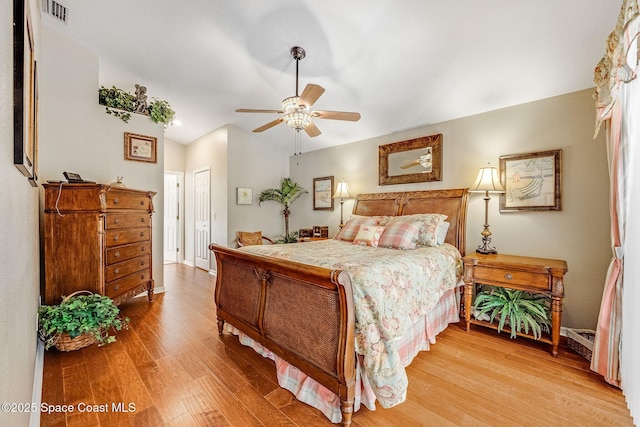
[473,266,550,291]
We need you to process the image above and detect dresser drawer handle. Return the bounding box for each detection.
[114,268,120,275]
[114,285,120,291]
[140,200,145,206]
[504,273,513,280]
[139,231,145,237]
[141,217,146,223]
[140,274,145,279]
[140,260,145,266]
[113,198,119,205]
[114,218,119,224]
[141,246,145,252]
[114,251,120,258]
[113,234,119,241]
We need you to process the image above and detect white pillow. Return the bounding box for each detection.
[436,221,450,245]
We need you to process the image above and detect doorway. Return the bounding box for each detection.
[163,171,183,264]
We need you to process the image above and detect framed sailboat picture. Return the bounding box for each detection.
[499,149,561,212]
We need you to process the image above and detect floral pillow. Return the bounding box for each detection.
[335,216,379,242]
[353,225,386,247]
[388,213,448,247]
[378,221,422,250]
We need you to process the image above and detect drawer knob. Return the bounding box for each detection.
[140,200,144,206]
[504,273,513,280]
[139,231,145,237]
[141,260,145,266]
[114,218,119,224]
[113,198,119,205]
[114,251,120,258]
[114,268,120,274]
[140,274,145,279]
[141,217,145,223]
[113,234,119,241]
[114,285,120,291]
[141,246,145,252]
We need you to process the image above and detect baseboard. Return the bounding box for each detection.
[209,269,216,276]
[183,260,195,267]
[30,338,44,427]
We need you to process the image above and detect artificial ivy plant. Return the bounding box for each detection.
[98,85,176,126]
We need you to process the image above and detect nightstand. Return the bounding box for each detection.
[463,253,568,357]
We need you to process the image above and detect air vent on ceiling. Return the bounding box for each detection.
[41,0,69,24]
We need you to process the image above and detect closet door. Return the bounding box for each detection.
[194,168,210,271]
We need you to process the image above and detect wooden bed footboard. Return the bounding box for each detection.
[209,244,357,425]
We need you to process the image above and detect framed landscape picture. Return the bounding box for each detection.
[499,149,562,212]
[313,176,334,210]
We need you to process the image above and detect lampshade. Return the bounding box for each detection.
[469,166,505,193]
[333,179,352,199]
[282,96,312,130]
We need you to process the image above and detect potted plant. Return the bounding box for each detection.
[259,178,307,243]
[38,291,129,351]
[473,285,551,340]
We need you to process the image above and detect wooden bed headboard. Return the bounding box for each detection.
[351,188,469,256]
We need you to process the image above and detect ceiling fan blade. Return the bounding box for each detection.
[304,122,321,137]
[313,110,361,121]
[236,108,284,114]
[297,84,325,108]
[253,118,284,133]
[400,160,421,169]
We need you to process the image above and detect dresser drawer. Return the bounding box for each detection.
[105,191,151,210]
[473,265,550,291]
[105,242,150,265]
[106,268,151,299]
[105,227,150,247]
[106,254,150,282]
[105,213,150,229]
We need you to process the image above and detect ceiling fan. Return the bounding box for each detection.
[400,147,433,171]
[236,46,361,137]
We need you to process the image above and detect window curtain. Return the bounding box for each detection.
[592,1,640,418]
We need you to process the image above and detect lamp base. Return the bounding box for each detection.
[476,235,498,255]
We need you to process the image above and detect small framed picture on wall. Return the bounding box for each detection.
[313,176,334,210]
[124,132,157,163]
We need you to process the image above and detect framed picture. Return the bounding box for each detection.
[237,187,253,205]
[313,176,334,210]
[13,0,38,183]
[124,132,157,163]
[499,149,562,212]
[379,134,442,185]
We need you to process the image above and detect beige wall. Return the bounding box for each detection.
[0,1,42,425]
[164,137,185,171]
[289,89,609,329]
[38,25,166,292]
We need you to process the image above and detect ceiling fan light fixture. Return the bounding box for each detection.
[284,110,312,130]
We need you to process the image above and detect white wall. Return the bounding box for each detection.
[38,25,165,291]
[289,89,609,329]
[0,1,41,426]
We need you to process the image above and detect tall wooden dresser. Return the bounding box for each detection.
[43,183,156,305]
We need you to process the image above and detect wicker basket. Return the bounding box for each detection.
[566,328,595,361]
[54,332,97,352]
[53,290,98,352]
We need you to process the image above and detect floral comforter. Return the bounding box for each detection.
[240,239,463,408]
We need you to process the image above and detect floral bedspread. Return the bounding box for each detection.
[240,239,462,408]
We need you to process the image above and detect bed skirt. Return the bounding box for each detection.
[225,284,461,423]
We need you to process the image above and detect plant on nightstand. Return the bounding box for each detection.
[38,291,129,351]
[474,286,551,340]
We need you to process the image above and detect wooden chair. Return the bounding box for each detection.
[236,231,274,247]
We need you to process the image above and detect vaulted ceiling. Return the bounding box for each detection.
[42,0,618,152]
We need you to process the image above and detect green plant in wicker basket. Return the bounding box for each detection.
[38,292,129,350]
[474,286,551,340]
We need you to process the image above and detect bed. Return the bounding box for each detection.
[208,188,469,425]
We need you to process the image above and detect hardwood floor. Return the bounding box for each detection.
[41,263,633,426]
